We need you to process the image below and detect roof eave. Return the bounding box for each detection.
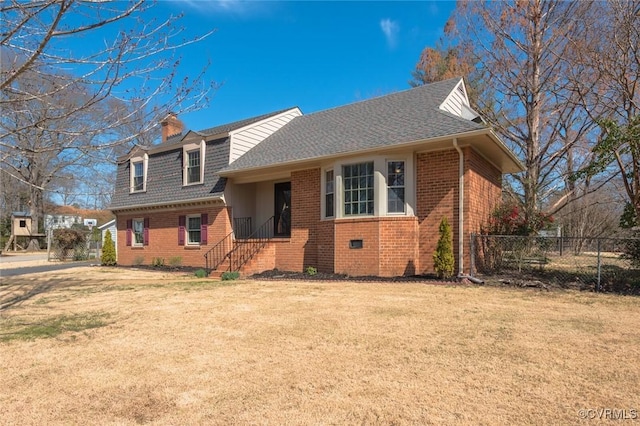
[219,128,506,177]
[109,194,225,213]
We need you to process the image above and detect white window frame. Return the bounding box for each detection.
[324,169,335,218]
[342,161,375,217]
[186,214,201,245]
[321,155,414,219]
[386,160,406,214]
[183,140,206,186]
[129,153,148,193]
[132,218,144,247]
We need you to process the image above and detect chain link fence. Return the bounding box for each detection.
[470,234,640,294]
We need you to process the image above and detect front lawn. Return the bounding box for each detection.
[1,267,638,424]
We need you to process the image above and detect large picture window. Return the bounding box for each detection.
[387,161,405,213]
[186,150,201,184]
[343,162,374,216]
[187,215,201,244]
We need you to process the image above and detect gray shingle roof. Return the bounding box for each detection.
[198,107,296,136]
[154,108,297,149]
[221,78,484,173]
[110,108,299,210]
[109,138,230,210]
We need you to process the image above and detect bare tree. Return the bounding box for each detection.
[0,1,218,236]
[414,0,602,232]
[571,0,640,221]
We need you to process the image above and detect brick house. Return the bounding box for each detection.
[110,78,522,277]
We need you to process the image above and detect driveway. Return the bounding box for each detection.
[0,260,95,277]
[1,253,95,277]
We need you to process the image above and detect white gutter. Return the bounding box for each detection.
[451,139,484,284]
[453,138,464,276]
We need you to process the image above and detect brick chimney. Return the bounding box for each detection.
[161,112,184,143]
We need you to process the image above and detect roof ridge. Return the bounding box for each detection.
[301,77,464,118]
[197,106,299,135]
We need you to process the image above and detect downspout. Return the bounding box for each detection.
[452,139,483,284]
[452,139,465,276]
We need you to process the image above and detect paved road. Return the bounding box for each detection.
[0,253,49,263]
[0,261,94,278]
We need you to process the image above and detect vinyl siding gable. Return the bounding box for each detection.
[229,108,302,164]
[439,79,469,117]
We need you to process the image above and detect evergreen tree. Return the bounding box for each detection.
[433,217,455,279]
[101,229,116,266]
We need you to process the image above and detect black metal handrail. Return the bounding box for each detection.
[203,216,275,273]
[203,230,234,272]
[228,216,274,272]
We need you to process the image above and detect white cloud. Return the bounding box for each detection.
[172,0,263,16]
[380,18,400,49]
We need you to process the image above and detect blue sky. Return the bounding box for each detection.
[160,1,456,132]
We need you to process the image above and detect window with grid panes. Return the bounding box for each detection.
[343,162,374,216]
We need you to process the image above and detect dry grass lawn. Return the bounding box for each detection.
[1,267,639,425]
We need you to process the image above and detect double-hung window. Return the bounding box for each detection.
[183,141,205,186]
[187,215,201,245]
[129,154,148,193]
[343,162,374,216]
[387,161,405,213]
[132,162,144,191]
[132,218,144,247]
[325,170,335,218]
[186,150,201,184]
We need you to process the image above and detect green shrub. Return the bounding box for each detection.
[305,266,318,276]
[133,256,145,266]
[152,257,165,267]
[194,269,208,278]
[433,217,455,279]
[221,271,240,281]
[168,256,183,268]
[101,230,117,266]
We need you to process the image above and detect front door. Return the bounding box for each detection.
[274,182,291,237]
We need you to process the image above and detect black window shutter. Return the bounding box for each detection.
[200,213,208,245]
[143,218,149,246]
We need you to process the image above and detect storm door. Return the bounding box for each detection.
[274,182,291,237]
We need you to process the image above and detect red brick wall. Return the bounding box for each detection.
[464,147,502,269]
[116,205,232,268]
[465,148,502,232]
[379,217,419,276]
[317,220,334,273]
[334,218,380,276]
[416,150,460,274]
[334,217,418,277]
[415,148,502,276]
[240,242,276,276]
[274,169,321,272]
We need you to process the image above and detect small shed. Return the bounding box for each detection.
[11,212,34,237]
[98,219,117,259]
[4,212,45,252]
